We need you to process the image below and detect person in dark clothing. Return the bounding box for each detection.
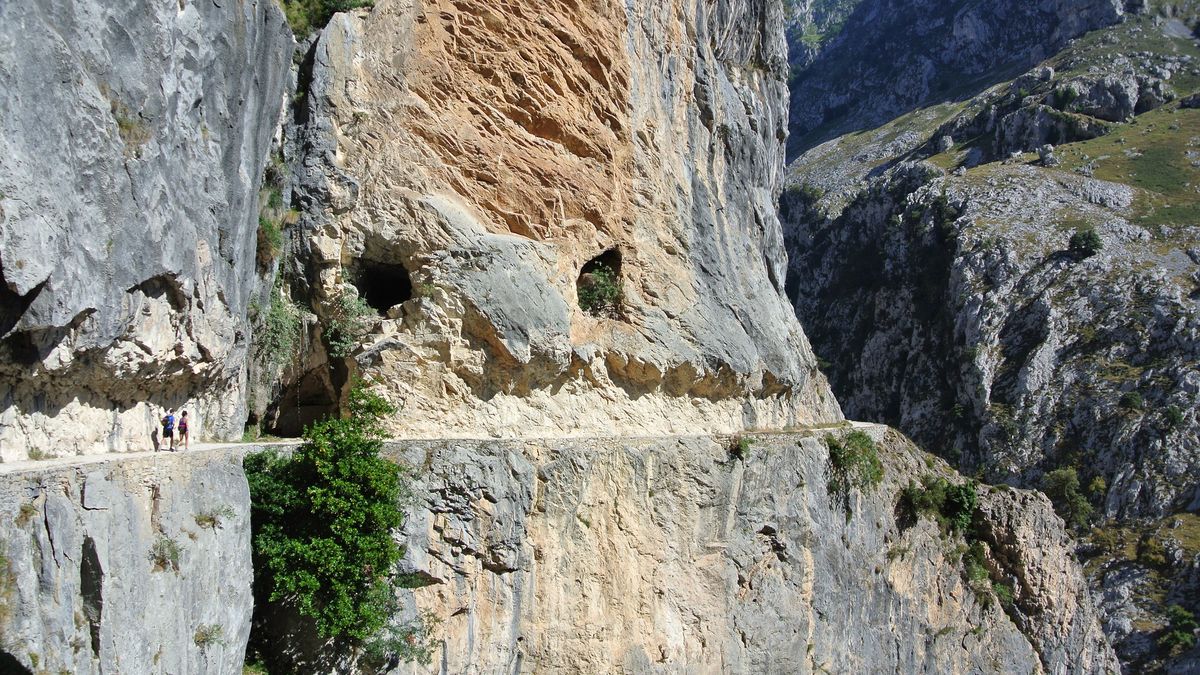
[161,408,176,451]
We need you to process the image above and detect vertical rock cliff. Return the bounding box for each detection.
[387,431,1117,673]
[276,0,840,437]
[0,452,257,673]
[0,0,292,460]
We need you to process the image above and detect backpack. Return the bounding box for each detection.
[162,414,175,432]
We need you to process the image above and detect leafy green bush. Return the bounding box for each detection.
[256,215,283,269]
[325,291,375,358]
[825,431,884,516]
[1068,227,1103,257]
[148,536,182,573]
[1165,404,1185,428]
[1041,467,1093,530]
[246,387,406,642]
[258,287,303,366]
[899,474,978,533]
[262,286,302,356]
[280,0,375,37]
[1119,391,1144,411]
[992,580,1015,608]
[578,263,621,317]
[1159,604,1198,655]
[1053,87,1079,109]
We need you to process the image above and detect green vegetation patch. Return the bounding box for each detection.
[279,0,375,38]
[825,430,884,518]
[246,386,421,647]
[1160,604,1199,655]
[899,474,979,534]
[1041,467,1093,531]
[578,262,622,317]
[324,290,375,358]
[254,284,303,366]
[1056,107,1200,231]
[148,536,182,573]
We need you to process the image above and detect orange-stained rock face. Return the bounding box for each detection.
[282,0,843,437]
[402,0,634,241]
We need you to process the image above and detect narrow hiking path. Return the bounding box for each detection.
[0,420,886,475]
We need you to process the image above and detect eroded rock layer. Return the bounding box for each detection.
[287,0,840,437]
[0,0,291,459]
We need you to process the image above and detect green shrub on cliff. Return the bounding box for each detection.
[899,474,978,534]
[1068,226,1103,258]
[257,286,302,366]
[324,290,375,358]
[1041,467,1092,531]
[1159,604,1198,655]
[825,431,884,517]
[279,0,375,38]
[245,386,405,641]
[578,262,622,317]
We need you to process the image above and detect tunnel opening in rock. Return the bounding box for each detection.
[265,355,349,438]
[80,537,103,657]
[353,261,412,316]
[578,249,623,317]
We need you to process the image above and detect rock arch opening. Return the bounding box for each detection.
[577,249,623,317]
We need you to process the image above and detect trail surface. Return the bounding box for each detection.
[0,420,886,475]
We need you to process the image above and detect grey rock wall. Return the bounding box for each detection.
[0,434,1118,674]
[0,450,261,674]
[0,0,293,460]
[382,431,1117,674]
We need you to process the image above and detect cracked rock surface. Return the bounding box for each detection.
[0,0,291,459]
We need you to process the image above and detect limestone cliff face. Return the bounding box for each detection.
[0,0,292,460]
[0,452,258,674]
[280,0,840,437]
[388,431,1117,673]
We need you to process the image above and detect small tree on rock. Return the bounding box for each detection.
[1068,227,1103,258]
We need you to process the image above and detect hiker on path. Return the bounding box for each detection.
[179,410,191,450]
[161,408,176,451]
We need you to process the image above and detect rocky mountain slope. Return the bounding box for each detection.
[784,1,1200,670]
[0,0,1128,671]
[786,0,1127,155]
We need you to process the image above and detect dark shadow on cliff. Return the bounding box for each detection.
[0,651,33,675]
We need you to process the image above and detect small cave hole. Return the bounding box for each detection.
[353,261,412,316]
[577,249,623,317]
